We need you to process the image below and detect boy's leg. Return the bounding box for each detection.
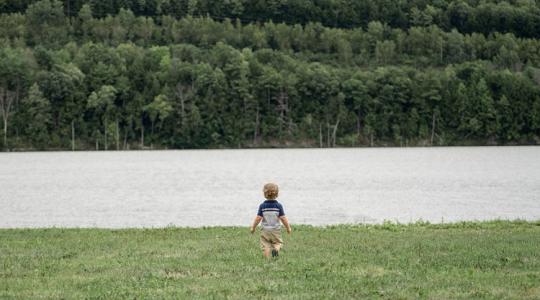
[260,232,273,258]
[272,231,283,254]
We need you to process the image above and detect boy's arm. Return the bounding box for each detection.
[279,216,292,234]
[250,216,262,234]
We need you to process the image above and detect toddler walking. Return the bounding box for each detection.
[250,183,292,258]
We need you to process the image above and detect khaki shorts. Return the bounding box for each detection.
[260,230,283,251]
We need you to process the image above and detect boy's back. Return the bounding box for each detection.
[258,199,284,231]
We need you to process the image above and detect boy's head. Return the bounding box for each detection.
[263,183,279,200]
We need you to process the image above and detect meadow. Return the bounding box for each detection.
[1,221,539,299]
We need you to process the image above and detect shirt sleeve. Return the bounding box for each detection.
[278,204,285,217]
[257,204,263,217]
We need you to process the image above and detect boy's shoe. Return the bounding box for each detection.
[271,249,279,257]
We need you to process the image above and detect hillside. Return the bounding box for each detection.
[1,0,539,150]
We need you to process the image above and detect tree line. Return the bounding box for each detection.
[0,0,539,150]
[1,0,540,38]
[2,5,540,69]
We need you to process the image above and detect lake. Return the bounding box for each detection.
[1,147,539,228]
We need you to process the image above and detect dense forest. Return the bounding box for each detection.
[0,0,539,150]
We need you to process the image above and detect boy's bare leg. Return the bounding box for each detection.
[263,247,271,258]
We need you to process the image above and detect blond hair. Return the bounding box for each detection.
[263,183,279,200]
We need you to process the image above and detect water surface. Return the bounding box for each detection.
[1,147,539,228]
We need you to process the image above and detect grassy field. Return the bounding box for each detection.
[1,221,539,299]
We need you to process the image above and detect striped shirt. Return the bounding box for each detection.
[257,200,285,231]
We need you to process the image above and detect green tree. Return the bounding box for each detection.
[375,40,396,65]
[87,85,117,150]
[459,79,498,139]
[23,83,51,146]
[143,94,172,147]
[77,4,93,42]
[0,47,31,149]
[25,0,67,46]
[342,77,370,144]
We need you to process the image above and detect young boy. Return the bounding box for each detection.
[250,183,292,258]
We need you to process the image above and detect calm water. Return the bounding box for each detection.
[1,147,539,228]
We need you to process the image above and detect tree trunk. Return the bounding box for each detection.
[2,117,7,149]
[150,119,154,150]
[104,119,108,150]
[253,105,259,145]
[116,119,120,150]
[331,119,340,148]
[430,111,436,146]
[319,123,323,148]
[370,132,374,147]
[140,123,144,148]
[288,117,294,137]
[356,112,362,145]
[176,84,188,128]
[326,122,330,148]
[123,127,128,150]
[71,120,75,151]
[0,88,15,150]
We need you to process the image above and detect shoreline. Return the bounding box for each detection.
[1,220,539,230]
[2,143,540,153]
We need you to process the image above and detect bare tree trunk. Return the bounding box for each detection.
[430,111,436,146]
[150,120,154,150]
[356,112,361,145]
[140,123,145,148]
[253,105,259,145]
[331,119,340,148]
[104,120,108,150]
[276,89,289,140]
[0,87,15,149]
[71,120,75,151]
[370,133,374,147]
[176,84,189,128]
[15,79,20,107]
[116,119,120,150]
[319,123,323,148]
[123,127,128,150]
[289,118,294,137]
[326,122,330,148]
[2,117,7,149]
[95,137,98,150]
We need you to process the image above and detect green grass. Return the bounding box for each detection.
[1,221,540,299]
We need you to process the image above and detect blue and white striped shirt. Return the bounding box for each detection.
[257,200,285,231]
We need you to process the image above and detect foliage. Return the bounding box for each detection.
[0,0,539,150]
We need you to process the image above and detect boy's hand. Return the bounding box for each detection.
[279,216,292,235]
[250,216,262,234]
